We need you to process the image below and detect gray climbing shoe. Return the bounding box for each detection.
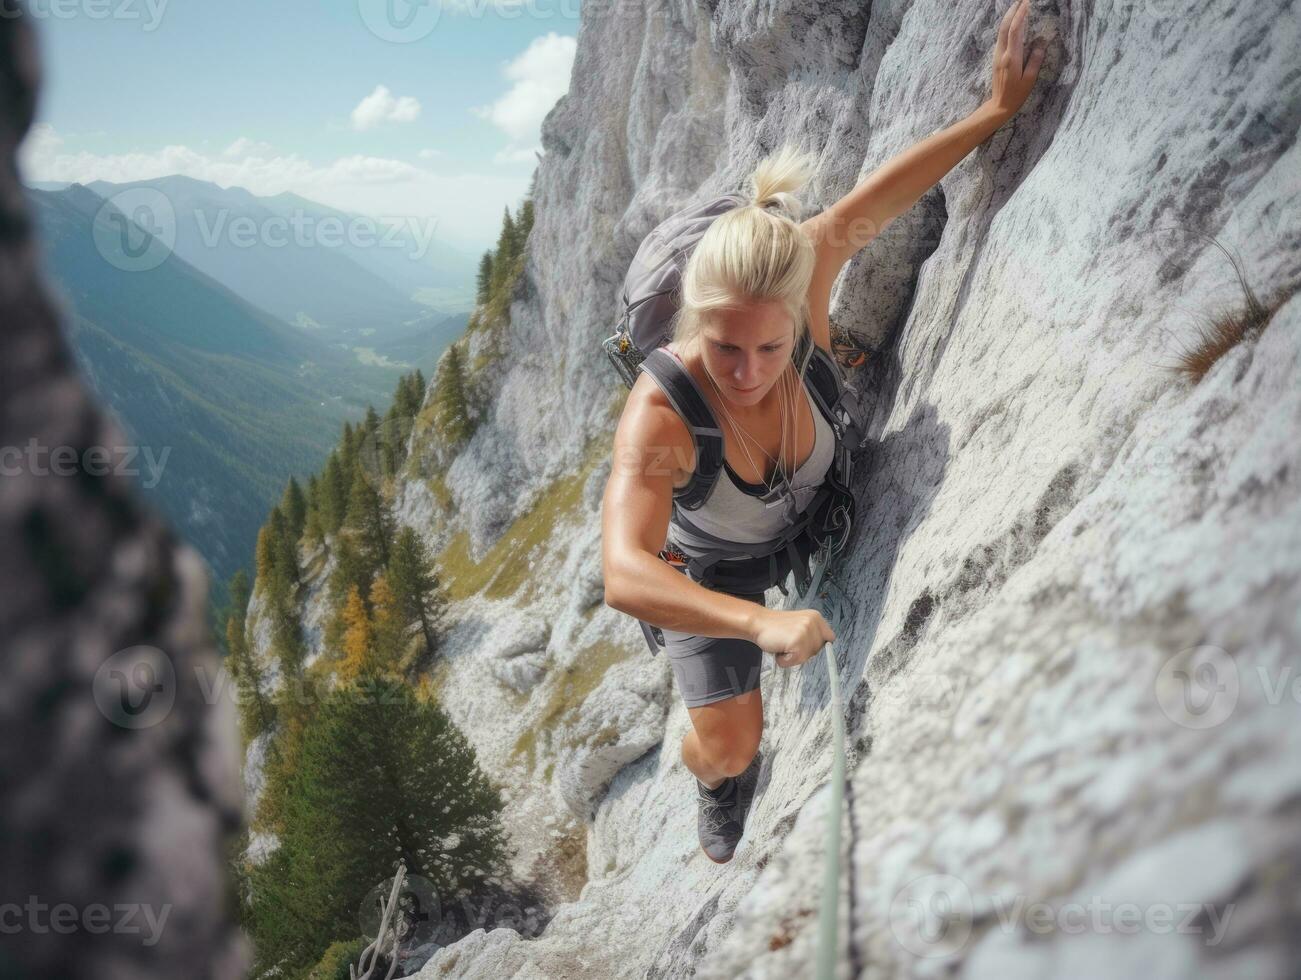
[696,775,744,863]
[734,749,762,828]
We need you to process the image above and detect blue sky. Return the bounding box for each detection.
[18,0,581,252]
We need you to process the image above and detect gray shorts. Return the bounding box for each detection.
[659,590,769,708]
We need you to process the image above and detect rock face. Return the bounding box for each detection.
[0,7,248,979]
[399,0,1301,977]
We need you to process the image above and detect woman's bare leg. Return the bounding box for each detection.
[681,688,763,788]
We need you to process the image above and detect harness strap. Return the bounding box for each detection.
[636,348,725,510]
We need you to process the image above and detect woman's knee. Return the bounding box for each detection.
[695,724,761,777]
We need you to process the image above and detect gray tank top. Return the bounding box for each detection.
[663,345,835,545]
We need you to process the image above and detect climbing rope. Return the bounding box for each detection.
[796,539,852,980]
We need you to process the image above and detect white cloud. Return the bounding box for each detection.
[418,148,443,160]
[17,122,62,175]
[16,122,525,251]
[223,136,275,158]
[350,85,423,131]
[472,32,575,159]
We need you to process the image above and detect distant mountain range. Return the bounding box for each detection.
[77,175,478,342]
[24,178,474,620]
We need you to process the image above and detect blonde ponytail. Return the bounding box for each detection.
[749,143,816,221]
[671,143,819,352]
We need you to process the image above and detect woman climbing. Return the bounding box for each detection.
[601,0,1046,863]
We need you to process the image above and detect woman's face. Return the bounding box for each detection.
[696,300,795,410]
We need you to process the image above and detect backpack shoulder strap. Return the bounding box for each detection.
[637,348,724,511]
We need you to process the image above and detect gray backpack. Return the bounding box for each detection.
[602,192,868,654]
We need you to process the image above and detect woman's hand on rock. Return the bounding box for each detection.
[752,608,836,668]
[988,0,1047,120]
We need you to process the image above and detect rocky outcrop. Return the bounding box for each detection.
[0,5,248,978]
[397,0,1301,977]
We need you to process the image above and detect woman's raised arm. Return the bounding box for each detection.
[801,0,1047,288]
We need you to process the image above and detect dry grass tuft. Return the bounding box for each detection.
[1169,239,1291,383]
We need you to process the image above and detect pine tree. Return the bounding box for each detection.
[226,567,251,637]
[345,464,392,569]
[381,407,401,482]
[320,451,348,534]
[432,344,472,445]
[224,568,275,742]
[369,573,406,673]
[387,526,446,656]
[516,198,534,245]
[489,207,518,294]
[336,585,374,683]
[394,369,423,422]
[328,532,371,606]
[268,506,300,588]
[303,474,324,545]
[281,477,307,543]
[339,421,361,488]
[254,523,277,584]
[303,499,325,547]
[497,205,517,262]
[245,674,509,976]
[252,685,310,837]
[267,578,305,681]
[476,251,494,306]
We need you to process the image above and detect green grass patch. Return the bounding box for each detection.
[434,434,610,603]
[511,638,630,773]
[427,472,454,512]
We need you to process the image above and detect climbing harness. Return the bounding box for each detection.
[794,536,855,980]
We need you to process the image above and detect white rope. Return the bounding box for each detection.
[796,543,847,980]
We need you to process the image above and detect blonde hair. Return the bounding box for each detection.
[671,143,818,354]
